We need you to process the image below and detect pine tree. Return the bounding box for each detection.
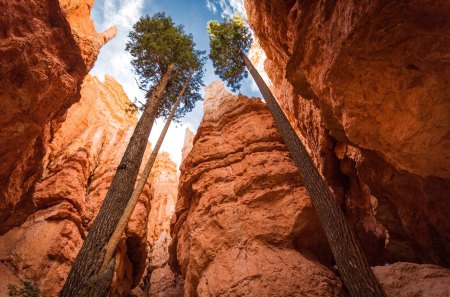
[99,73,194,273]
[208,14,386,297]
[59,13,204,297]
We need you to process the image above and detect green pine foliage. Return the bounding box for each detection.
[126,12,205,120]
[208,14,253,92]
[156,55,206,122]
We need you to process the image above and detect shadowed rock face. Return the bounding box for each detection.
[373,262,450,297]
[0,76,151,297]
[169,81,450,296]
[1,1,449,296]
[170,81,345,297]
[130,153,184,297]
[0,0,115,235]
[245,0,450,267]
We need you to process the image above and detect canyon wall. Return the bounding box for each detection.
[245,0,450,267]
[0,2,182,296]
[170,81,346,296]
[0,76,152,297]
[0,0,115,234]
[169,79,450,296]
[1,0,449,296]
[131,153,183,297]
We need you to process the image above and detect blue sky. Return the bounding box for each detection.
[90,0,260,166]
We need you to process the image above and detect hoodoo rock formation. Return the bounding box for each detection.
[1,0,449,296]
[170,81,346,296]
[0,76,151,297]
[146,153,183,297]
[0,0,116,235]
[245,0,450,267]
[131,153,183,297]
[169,80,450,296]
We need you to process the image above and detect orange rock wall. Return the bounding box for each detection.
[373,262,450,297]
[0,1,181,296]
[0,0,115,234]
[170,80,450,296]
[131,153,183,297]
[245,0,450,267]
[0,76,151,297]
[170,81,345,296]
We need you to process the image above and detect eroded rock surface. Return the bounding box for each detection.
[0,0,115,235]
[373,262,450,297]
[0,76,151,297]
[170,81,345,296]
[131,153,184,297]
[245,0,450,267]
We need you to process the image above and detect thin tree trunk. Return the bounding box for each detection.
[59,64,175,297]
[243,54,386,297]
[99,73,193,273]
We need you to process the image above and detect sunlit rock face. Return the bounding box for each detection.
[0,0,115,235]
[59,0,117,69]
[170,81,345,297]
[131,153,184,297]
[182,128,195,162]
[0,76,151,297]
[245,0,450,267]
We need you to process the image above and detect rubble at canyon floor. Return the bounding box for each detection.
[0,0,449,296]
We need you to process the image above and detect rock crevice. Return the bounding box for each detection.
[245,0,450,267]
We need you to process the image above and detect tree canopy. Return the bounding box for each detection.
[155,57,206,122]
[126,12,205,120]
[208,14,253,92]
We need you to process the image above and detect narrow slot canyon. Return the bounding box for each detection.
[0,0,449,296]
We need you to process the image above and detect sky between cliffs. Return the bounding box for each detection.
[90,0,261,166]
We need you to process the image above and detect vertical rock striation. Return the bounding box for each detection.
[0,0,115,235]
[170,81,345,296]
[169,80,450,296]
[131,153,184,297]
[245,0,450,267]
[0,76,151,297]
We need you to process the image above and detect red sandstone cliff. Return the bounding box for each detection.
[2,0,449,296]
[0,2,182,295]
[170,80,450,296]
[245,0,450,267]
[0,76,151,297]
[131,153,184,297]
[0,0,116,234]
[170,81,346,296]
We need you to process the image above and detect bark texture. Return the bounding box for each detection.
[101,74,191,272]
[0,75,152,297]
[245,0,450,267]
[170,81,346,296]
[243,54,386,297]
[59,64,174,297]
[129,153,183,297]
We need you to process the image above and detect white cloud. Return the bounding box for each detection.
[218,0,246,18]
[206,0,246,18]
[90,0,194,166]
[206,0,217,14]
[91,0,145,102]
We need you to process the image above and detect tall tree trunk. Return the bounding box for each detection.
[59,64,175,297]
[99,73,193,273]
[242,54,386,297]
